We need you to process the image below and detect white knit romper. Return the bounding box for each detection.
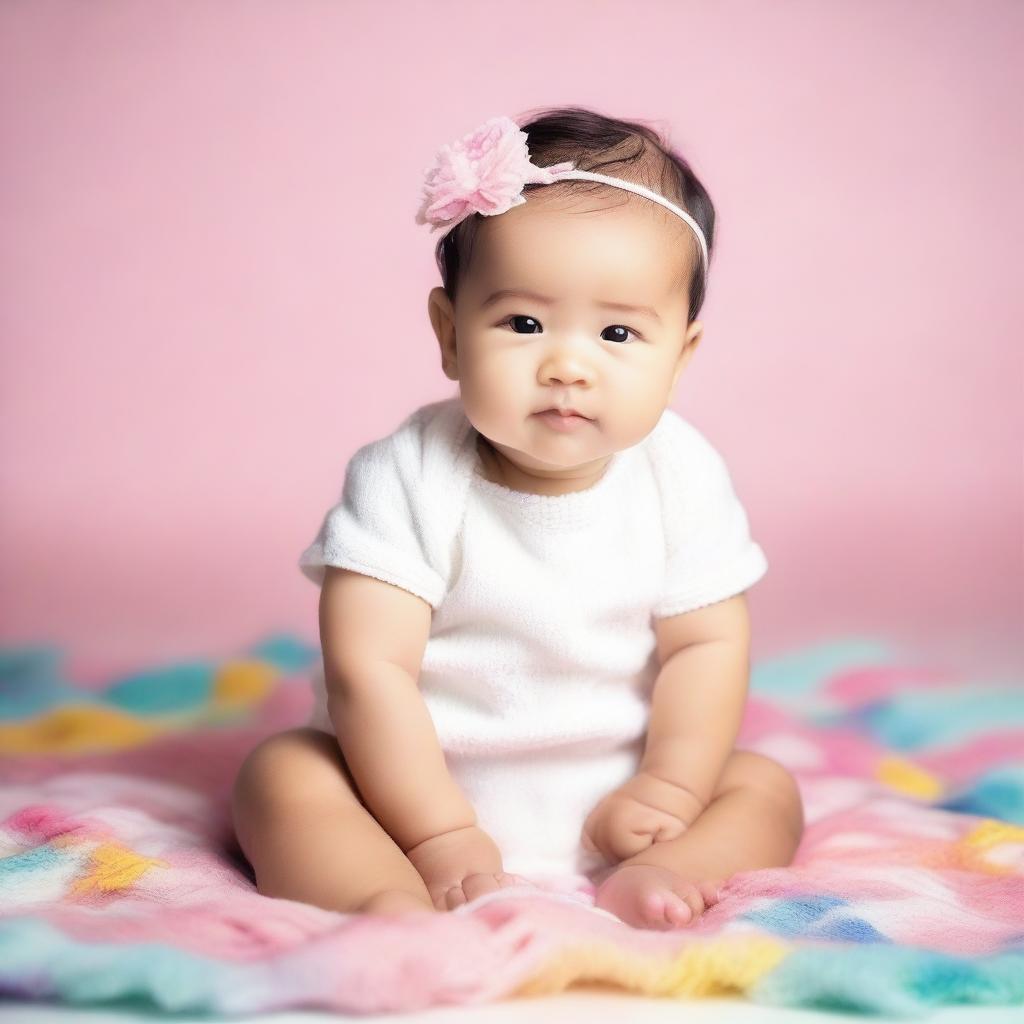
[298,396,768,880]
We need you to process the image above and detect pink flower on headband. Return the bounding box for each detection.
[416,115,576,234]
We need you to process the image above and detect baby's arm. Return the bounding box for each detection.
[319,566,476,851]
[582,593,753,863]
[641,593,752,805]
[320,567,522,908]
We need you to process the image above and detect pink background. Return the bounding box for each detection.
[1,1,1020,675]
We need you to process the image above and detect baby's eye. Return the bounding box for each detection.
[498,315,639,344]
[502,314,543,335]
[600,325,639,345]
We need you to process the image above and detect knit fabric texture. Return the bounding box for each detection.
[298,396,768,875]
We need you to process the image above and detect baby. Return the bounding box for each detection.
[232,107,804,931]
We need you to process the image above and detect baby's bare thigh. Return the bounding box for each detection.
[231,727,431,909]
[232,726,368,819]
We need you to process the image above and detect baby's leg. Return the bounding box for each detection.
[594,751,804,929]
[231,727,435,915]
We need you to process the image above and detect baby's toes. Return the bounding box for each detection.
[459,872,507,904]
[443,885,468,910]
[497,872,533,888]
[662,889,695,926]
[640,887,692,929]
[696,879,722,907]
[654,875,712,928]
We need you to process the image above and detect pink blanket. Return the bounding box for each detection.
[0,634,1021,1016]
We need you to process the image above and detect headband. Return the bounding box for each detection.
[415,114,709,281]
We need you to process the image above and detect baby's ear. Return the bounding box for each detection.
[427,286,451,331]
[671,321,703,388]
[682,319,703,357]
[427,288,459,380]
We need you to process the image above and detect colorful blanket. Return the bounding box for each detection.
[0,633,1021,1017]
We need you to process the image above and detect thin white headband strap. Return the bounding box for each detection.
[548,169,709,279]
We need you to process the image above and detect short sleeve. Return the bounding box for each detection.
[651,413,768,618]
[297,419,448,610]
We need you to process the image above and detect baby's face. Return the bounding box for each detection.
[428,194,703,491]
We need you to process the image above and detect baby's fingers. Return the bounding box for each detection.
[653,816,686,842]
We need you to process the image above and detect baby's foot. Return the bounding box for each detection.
[593,863,721,930]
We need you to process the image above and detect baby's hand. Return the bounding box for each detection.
[581,770,708,864]
[404,824,533,911]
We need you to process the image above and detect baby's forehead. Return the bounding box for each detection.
[472,200,690,300]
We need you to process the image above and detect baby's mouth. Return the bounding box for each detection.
[535,407,593,420]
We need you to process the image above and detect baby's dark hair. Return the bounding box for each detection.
[431,105,717,325]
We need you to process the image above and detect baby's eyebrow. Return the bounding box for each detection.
[481,288,662,325]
